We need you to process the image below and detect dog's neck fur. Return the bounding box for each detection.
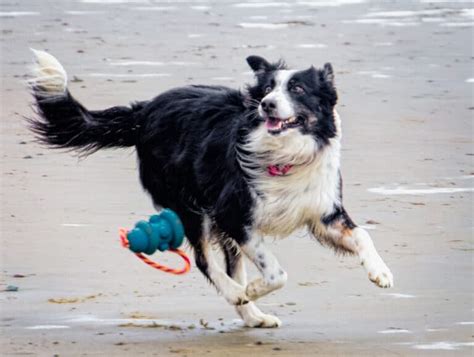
[239,110,342,237]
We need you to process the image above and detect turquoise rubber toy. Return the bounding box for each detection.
[126,209,185,254]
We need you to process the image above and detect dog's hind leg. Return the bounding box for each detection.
[189,216,249,305]
[240,233,288,301]
[313,207,394,288]
[220,241,281,328]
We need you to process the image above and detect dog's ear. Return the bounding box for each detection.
[301,66,317,78]
[319,63,337,105]
[246,55,272,73]
[321,63,335,85]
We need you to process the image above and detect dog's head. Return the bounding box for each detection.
[246,55,339,145]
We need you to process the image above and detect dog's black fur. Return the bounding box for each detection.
[30,55,348,283]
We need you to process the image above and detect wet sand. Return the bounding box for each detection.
[1,0,473,356]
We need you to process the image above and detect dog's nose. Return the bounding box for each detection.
[261,98,276,113]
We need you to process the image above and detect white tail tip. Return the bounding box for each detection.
[28,48,67,96]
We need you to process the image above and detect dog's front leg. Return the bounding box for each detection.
[347,227,394,288]
[313,207,394,288]
[241,234,288,300]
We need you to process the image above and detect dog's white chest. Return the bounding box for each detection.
[252,146,341,237]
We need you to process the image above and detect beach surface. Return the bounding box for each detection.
[1,0,473,355]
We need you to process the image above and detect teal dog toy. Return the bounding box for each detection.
[127,209,185,254]
[119,209,190,274]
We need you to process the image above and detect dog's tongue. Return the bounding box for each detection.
[265,118,282,130]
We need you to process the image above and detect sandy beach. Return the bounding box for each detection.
[1,0,473,355]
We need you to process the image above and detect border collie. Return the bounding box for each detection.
[28,50,393,328]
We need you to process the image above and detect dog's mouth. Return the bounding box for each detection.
[265,116,305,135]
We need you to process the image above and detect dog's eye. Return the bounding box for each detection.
[264,86,272,95]
[291,85,305,94]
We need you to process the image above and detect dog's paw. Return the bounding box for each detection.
[368,268,393,288]
[245,279,262,301]
[245,275,286,301]
[363,256,394,288]
[244,314,282,328]
[255,313,282,328]
[222,285,250,306]
[236,303,282,328]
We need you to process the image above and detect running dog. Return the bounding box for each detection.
[28,50,394,328]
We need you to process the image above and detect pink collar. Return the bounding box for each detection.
[267,164,293,176]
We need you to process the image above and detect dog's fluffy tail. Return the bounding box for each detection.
[28,49,143,154]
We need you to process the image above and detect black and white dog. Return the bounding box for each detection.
[28,50,393,328]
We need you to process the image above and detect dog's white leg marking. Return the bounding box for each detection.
[203,241,249,305]
[201,219,249,305]
[233,255,282,328]
[342,227,394,288]
[241,235,287,301]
